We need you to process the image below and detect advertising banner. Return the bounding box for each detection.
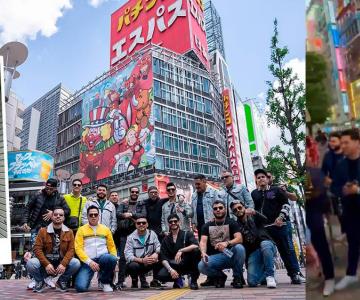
[110,0,209,69]
[222,89,242,184]
[80,52,155,184]
[8,150,54,182]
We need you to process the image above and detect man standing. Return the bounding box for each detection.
[218,170,254,217]
[64,179,87,233]
[116,186,147,288]
[124,216,162,288]
[82,184,117,234]
[251,169,301,284]
[75,205,117,292]
[26,207,80,292]
[23,178,70,243]
[198,200,245,289]
[332,129,360,290]
[191,174,219,237]
[162,182,193,234]
[230,200,277,288]
[158,213,201,290]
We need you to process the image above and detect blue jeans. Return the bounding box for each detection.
[198,244,245,277]
[247,240,276,286]
[75,254,117,292]
[286,221,301,273]
[27,257,80,283]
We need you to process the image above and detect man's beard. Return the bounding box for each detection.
[214,213,226,219]
[97,193,106,199]
[130,196,138,202]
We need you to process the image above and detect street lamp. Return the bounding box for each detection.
[0,42,28,102]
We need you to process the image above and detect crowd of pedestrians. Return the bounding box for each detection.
[306,128,360,297]
[20,168,304,293]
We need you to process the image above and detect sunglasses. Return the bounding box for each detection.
[169,220,178,224]
[45,185,55,189]
[221,175,231,180]
[136,221,147,225]
[167,188,176,192]
[73,183,82,187]
[149,191,158,194]
[53,213,64,217]
[213,206,224,211]
[89,213,99,218]
[131,191,139,194]
[232,206,243,212]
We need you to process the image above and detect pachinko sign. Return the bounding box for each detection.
[222,89,242,184]
[80,52,155,184]
[8,151,54,181]
[110,0,209,69]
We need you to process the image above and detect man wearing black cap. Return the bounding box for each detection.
[23,178,70,235]
[251,169,301,284]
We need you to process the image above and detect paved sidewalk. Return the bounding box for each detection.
[0,268,305,300]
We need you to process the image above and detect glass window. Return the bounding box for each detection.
[190,120,196,132]
[193,162,200,173]
[153,58,160,74]
[198,123,205,135]
[154,80,161,97]
[185,161,191,172]
[202,77,210,93]
[181,117,188,129]
[154,104,162,122]
[203,164,209,175]
[201,145,208,157]
[169,158,174,169]
[209,145,216,158]
[164,135,172,151]
[155,130,163,148]
[175,159,180,170]
[173,138,179,152]
[183,140,189,154]
[204,99,212,114]
[171,114,178,127]
[192,143,199,156]
[155,156,164,169]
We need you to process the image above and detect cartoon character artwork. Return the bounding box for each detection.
[79,52,155,184]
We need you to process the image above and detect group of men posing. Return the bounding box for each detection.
[21,169,304,293]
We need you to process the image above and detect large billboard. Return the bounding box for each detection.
[222,89,242,185]
[8,150,54,182]
[110,0,209,69]
[80,52,155,184]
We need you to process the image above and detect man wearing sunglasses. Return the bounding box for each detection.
[158,213,201,290]
[26,207,80,293]
[198,200,245,289]
[82,184,117,234]
[124,216,161,288]
[162,182,193,235]
[218,171,254,219]
[230,200,276,288]
[116,186,147,288]
[64,179,87,233]
[251,169,301,285]
[75,205,117,292]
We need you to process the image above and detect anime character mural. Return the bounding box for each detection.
[80,52,155,183]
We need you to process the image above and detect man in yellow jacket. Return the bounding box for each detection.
[75,205,117,292]
[64,179,87,233]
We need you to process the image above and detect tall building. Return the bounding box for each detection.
[306,0,350,124]
[6,90,25,151]
[204,0,226,59]
[337,0,360,119]
[243,100,269,170]
[19,83,71,157]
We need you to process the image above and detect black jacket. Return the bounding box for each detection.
[236,213,272,256]
[144,197,168,236]
[117,200,147,236]
[24,190,70,229]
[321,149,343,179]
[160,230,198,261]
[251,186,290,224]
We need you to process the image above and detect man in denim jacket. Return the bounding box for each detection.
[218,170,254,219]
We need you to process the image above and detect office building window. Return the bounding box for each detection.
[155,130,163,148]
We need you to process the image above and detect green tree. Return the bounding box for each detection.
[265,19,305,198]
[306,51,332,124]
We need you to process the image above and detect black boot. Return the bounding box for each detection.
[232,276,243,289]
[190,277,199,290]
[200,277,215,287]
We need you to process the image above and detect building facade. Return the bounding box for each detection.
[19,83,71,157]
[6,90,24,151]
[55,46,228,199]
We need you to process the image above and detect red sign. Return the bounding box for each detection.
[110,0,209,69]
[222,89,242,184]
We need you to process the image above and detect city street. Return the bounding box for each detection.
[0,268,305,300]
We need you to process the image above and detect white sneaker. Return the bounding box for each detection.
[44,275,59,288]
[27,279,36,290]
[102,284,113,292]
[266,276,276,288]
[323,279,335,296]
[335,275,358,290]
